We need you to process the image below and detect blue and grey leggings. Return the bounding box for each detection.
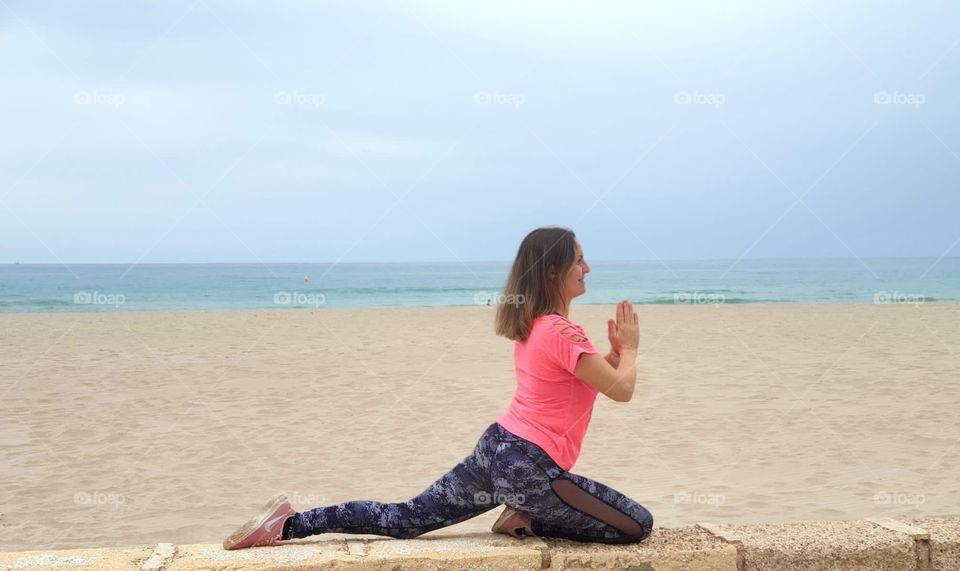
[285,422,653,543]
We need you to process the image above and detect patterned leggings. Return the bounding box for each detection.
[286,422,653,543]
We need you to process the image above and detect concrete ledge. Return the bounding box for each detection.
[1,518,959,570]
[547,526,737,570]
[909,516,960,571]
[0,545,152,571]
[699,520,916,570]
[867,517,931,571]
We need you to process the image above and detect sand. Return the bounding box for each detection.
[1,302,958,551]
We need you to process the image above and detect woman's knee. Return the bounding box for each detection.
[626,506,654,542]
[608,503,654,543]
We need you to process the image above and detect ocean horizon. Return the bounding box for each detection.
[0,257,957,313]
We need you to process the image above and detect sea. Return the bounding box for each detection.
[0,257,957,313]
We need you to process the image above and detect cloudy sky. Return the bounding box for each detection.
[1,1,958,263]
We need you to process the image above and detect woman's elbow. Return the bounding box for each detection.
[609,386,634,402]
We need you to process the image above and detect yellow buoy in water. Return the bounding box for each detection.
[304,275,310,283]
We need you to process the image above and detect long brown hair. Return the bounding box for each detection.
[495,226,579,342]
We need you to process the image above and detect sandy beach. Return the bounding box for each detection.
[1,302,958,551]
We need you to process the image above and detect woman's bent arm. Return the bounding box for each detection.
[575,347,637,402]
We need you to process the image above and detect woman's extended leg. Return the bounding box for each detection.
[491,433,653,544]
[285,425,503,540]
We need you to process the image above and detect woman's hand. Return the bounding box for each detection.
[611,300,639,352]
[607,318,622,356]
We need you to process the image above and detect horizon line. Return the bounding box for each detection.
[2,255,958,266]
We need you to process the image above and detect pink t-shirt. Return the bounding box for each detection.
[496,313,600,471]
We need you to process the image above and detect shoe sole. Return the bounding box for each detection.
[491,507,515,532]
[222,494,290,550]
[491,508,527,538]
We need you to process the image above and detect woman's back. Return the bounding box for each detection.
[496,313,600,471]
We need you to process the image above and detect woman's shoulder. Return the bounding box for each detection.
[536,313,589,343]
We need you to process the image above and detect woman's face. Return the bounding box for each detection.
[561,240,590,300]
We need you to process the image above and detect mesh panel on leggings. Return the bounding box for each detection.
[550,478,646,540]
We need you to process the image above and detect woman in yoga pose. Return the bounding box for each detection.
[223,226,653,549]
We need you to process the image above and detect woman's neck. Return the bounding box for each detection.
[551,301,571,318]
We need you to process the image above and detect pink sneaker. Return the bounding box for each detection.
[491,506,533,539]
[222,494,296,550]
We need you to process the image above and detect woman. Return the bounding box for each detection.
[223,226,653,549]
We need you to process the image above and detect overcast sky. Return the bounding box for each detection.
[1,1,958,263]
